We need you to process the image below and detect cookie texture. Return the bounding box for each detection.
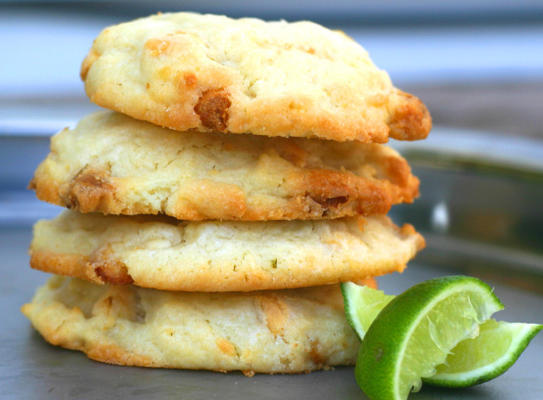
[30,211,424,292]
[22,277,373,374]
[30,112,419,221]
[81,12,431,142]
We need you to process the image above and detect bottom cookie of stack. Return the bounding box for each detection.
[22,276,380,375]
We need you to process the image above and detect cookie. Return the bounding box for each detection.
[22,277,374,374]
[30,211,424,292]
[81,13,431,142]
[30,111,419,221]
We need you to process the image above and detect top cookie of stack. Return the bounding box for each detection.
[81,12,431,143]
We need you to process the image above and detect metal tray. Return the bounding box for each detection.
[1,127,542,399]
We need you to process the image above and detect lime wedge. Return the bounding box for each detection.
[341,282,394,340]
[355,276,504,400]
[425,319,542,388]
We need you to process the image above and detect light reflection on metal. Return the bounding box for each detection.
[431,201,449,233]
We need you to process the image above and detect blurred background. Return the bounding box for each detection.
[0,1,542,287]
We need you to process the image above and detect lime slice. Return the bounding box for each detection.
[425,319,542,387]
[341,282,395,340]
[355,276,504,400]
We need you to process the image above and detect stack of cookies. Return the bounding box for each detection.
[23,13,430,375]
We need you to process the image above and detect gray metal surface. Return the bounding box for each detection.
[1,128,543,398]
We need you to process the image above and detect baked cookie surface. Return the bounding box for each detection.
[22,277,371,374]
[30,211,424,292]
[30,112,419,221]
[81,12,431,142]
